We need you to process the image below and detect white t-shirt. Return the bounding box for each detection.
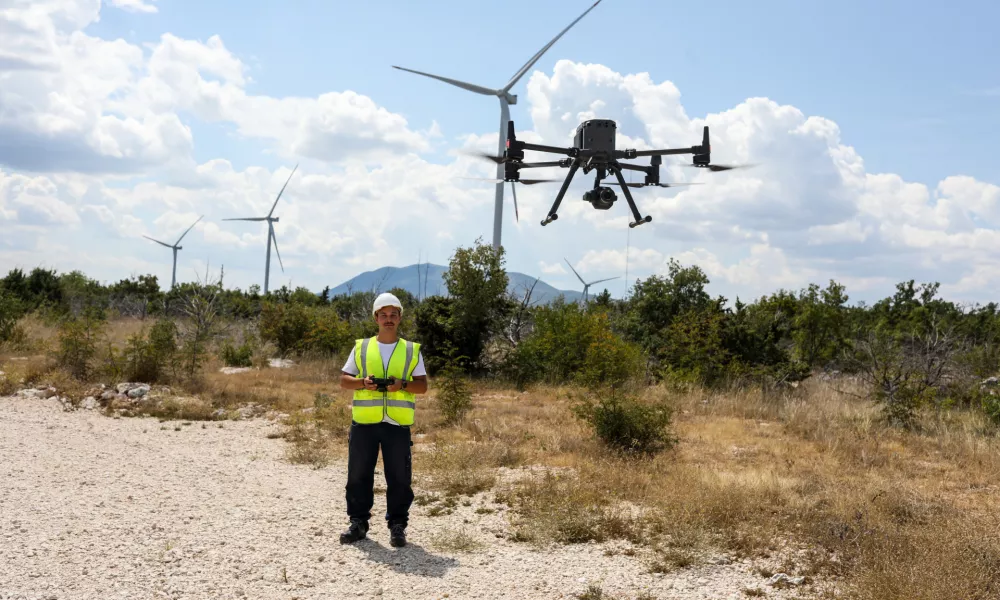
[341,341,426,378]
[341,341,425,427]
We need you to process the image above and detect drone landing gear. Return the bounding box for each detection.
[609,163,652,228]
[540,161,580,226]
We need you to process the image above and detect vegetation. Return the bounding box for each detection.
[2,239,1000,598]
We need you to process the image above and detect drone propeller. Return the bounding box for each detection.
[459,176,560,185]
[684,163,756,172]
[462,150,509,164]
[510,181,519,223]
[605,181,704,189]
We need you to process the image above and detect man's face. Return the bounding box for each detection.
[375,306,401,329]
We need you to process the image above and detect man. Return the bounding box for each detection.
[338,292,428,547]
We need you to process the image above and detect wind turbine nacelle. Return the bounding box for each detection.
[574,119,616,154]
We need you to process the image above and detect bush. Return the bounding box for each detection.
[56,308,106,380]
[506,301,644,390]
[125,322,175,382]
[219,340,254,367]
[572,389,676,456]
[259,303,353,357]
[981,393,1000,426]
[436,362,472,425]
[259,302,311,356]
[0,289,25,343]
[303,308,353,356]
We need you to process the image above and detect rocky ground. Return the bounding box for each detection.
[0,392,825,600]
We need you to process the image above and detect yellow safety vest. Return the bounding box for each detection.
[351,336,421,426]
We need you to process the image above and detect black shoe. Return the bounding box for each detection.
[339,520,368,544]
[389,524,407,547]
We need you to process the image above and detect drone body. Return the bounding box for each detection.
[481,118,746,228]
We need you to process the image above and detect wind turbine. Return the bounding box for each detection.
[223,164,298,294]
[565,257,619,304]
[393,0,603,253]
[143,215,204,289]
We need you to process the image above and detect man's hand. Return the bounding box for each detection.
[361,376,379,391]
[386,378,404,393]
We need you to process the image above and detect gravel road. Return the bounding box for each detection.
[0,395,818,599]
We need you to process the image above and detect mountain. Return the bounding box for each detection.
[325,264,588,305]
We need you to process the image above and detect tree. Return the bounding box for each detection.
[620,259,714,369]
[440,238,512,372]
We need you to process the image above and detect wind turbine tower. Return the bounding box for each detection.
[143,215,204,289]
[565,257,619,304]
[224,164,298,294]
[393,0,603,253]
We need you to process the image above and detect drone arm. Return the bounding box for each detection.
[616,162,650,173]
[540,160,580,226]
[517,160,572,169]
[610,163,652,228]
[519,141,577,157]
[623,146,702,158]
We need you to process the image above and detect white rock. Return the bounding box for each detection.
[127,385,150,399]
[269,358,294,369]
[219,367,253,375]
[81,397,98,410]
[767,573,805,586]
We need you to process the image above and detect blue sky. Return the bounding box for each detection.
[2,0,999,304]
[89,0,999,183]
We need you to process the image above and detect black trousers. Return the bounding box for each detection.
[345,422,414,528]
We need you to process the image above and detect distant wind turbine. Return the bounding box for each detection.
[392,0,603,253]
[143,215,204,289]
[223,164,298,294]
[565,257,619,303]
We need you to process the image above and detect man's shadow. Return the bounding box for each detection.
[353,538,459,577]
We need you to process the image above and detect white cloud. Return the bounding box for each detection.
[539,261,566,275]
[107,0,158,14]
[0,4,428,174]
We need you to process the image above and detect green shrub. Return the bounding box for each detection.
[303,308,353,355]
[506,301,644,390]
[259,302,311,355]
[56,308,106,380]
[572,389,676,456]
[0,289,25,343]
[259,303,353,357]
[219,340,254,367]
[981,392,1000,427]
[436,362,472,425]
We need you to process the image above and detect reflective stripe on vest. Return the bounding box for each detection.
[351,336,421,426]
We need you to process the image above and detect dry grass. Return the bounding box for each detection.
[3,317,999,599]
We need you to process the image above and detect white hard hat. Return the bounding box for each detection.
[372,292,403,316]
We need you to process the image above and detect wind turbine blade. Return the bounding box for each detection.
[174,215,204,245]
[502,0,603,92]
[268,163,298,217]
[392,65,498,96]
[564,258,586,285]
[510,181,519,223]
[271,230,285,273]
[588,276,620,286]
[143,235,173,249]
[222,217,267,222]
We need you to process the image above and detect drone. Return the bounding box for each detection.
[471,119,749,228]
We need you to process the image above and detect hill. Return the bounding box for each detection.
[325,263,589,304]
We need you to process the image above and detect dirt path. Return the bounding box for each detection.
[0,396,815,599]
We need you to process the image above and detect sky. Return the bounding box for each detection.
[1,0,999,306]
